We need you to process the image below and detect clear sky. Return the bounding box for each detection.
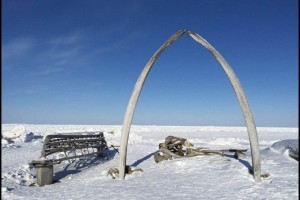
[2,0,298,127]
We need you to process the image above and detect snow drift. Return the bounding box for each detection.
[271,139,299,161]
[1,124,298,200]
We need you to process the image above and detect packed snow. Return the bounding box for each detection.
[1,124,299,199]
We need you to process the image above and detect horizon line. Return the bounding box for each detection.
[1,123,298,129]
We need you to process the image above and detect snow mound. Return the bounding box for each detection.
[2,125,41,143]
[2,125,26,140]
[270,139,298,161]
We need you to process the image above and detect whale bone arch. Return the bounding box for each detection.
[118,30,261,182]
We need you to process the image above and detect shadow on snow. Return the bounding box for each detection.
[53,149,117,182]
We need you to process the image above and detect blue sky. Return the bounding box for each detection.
[2,0,298,127]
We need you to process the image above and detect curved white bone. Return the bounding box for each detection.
[118,30,261,182]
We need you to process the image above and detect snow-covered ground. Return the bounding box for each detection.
[1,124,299,199]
